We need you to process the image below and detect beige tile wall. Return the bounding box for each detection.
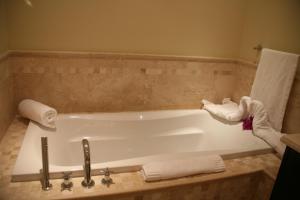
[232,62,257,103]
[10,53,236,113]
[0,55,15,140]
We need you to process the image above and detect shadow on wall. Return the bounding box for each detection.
[283,62,300,133]
[0,57,15,140]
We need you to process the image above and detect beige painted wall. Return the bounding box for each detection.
[6,0,246,58]
[4,0,300,60]
[239,0,300,62]
[0,0,8,54]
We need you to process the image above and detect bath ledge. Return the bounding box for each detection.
[236,59,258,68]
[51,167,266,200]
[0,51,9,61]
[281,134,300,153]
[3,50,261,67]
[7,50,237,63]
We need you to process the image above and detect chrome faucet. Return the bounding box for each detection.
[101,168,114,187]
[81,139,95,188]
[40,137,52,191]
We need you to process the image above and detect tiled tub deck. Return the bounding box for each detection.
[0,117,280,200]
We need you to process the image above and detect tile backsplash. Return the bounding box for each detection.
[10,53,236,113]
[0,51,299,135]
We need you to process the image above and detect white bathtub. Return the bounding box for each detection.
[12,109,272,181]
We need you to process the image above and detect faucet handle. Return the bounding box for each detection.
[101,168,114,187]
[104,167,110,176]
[63,171,72,179]
[61,172,73,191]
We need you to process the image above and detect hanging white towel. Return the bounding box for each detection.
[18,99,57,128]
[202,96,251,122]
[250,48,299,131]
[249,100,286,157]
[141,155,225,182]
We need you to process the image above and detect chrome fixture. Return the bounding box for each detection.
[101,168,114,187]
[253,44,263,51]
[40,137,52,191]
[253,44,263,64]
[81,139,95,188]
[61,172,73,191]
[24,0,33,7]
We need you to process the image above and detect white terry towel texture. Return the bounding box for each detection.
[250,48,299,131]
[202,96,286,156]
[202,96,251,122]
[249,100,286,157]
[141,155,225,182]
[18,99,57,128]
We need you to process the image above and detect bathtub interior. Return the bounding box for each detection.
[12,109,273,182]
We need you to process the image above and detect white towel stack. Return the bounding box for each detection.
[142,155,225,182]
[250,48,299,131]
[18,99,57,128]
[201,48,299,157]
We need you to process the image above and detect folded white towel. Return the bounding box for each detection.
[18,99,57,128]
[249,100,286,157]
[141,155,225,182]
[202,96,251,122]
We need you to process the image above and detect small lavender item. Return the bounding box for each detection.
[243,116,253,130]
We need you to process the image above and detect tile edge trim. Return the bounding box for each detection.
[8,50,237,63]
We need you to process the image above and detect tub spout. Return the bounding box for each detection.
[81,139,95,188]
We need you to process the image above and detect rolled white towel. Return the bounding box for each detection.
[18,99,57,128]
[141,155,225,182]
